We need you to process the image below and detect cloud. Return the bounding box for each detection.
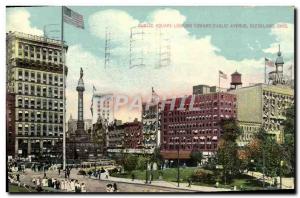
[6,8,43,35]
[68,9,290,122]
[263,23,294,55]
[89,9,139,43]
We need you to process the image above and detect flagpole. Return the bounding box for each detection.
[264,58,266,84]
[218,72,220,92]
[61,6,66,171]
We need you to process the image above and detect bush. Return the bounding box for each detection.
[108,168,119,175]
[77,169,86,175]
[190,168,215,184]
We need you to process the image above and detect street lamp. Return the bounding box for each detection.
[250,159,255,177]
[177,141,180,187]
[280,160,284,189]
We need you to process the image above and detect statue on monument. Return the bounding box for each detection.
[80,67,83,79]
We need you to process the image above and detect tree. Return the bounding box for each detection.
[123,154,138,172]
[282,104,295,176]
[219,118,242,141]
[136,155,148,170]
[216,118,242,183]
[247,128,284,177]
[190,151,203,166]
[150,147,163,168]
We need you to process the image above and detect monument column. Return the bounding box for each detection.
[76,67,85,130]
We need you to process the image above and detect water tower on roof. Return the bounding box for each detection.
[230,70,242,90]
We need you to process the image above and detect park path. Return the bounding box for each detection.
[246,171,294,189]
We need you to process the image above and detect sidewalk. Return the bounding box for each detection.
[246,171,294,189]
[90,175,230,192]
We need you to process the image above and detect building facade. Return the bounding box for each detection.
[123,119,144,150]
[7,93,16,157]
[142,103,160,151]
[6,31,67,160]
[230,83,294,145]
[160,91,237,160]
[91,93,114,124]
[107,120,124,149]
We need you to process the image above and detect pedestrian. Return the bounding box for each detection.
[58,168,61,176]
[70,179,75,192]
[131,173,135,181]
[16,173,20,182]
[113,183,118,192]
[81,183,87,192]
[187,178,192,187]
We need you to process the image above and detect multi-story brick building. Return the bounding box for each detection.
[6,31,67,159]
[160,91,237,160]
[107,120,124,149]
[123,119,143,150]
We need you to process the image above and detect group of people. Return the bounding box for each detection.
[32,177,87,192]
[106,183,118,192]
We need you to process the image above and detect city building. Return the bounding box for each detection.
[66,68,97,162]
[229,48,294,146]
[6,31,67,159]
[123,118,144,150]
[230,83,294,146]
[160,91,237,160]
[7,93,16,157]
[107,120,124,150]
[91,93,114,124]
[67,114,92,137]
[142,88,160,152]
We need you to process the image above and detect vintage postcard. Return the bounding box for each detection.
[6,6,295,193]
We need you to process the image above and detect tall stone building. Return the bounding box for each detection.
[230,83,294,146]
[229,48,294,146]
[6,32,67,160]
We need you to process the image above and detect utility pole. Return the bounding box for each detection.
[262,148,265,189]
[177,140,180,187]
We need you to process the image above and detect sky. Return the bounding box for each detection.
[6,6,295,122]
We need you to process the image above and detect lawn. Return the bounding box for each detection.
[111,167,197,183]
[111,167,268,190]
[9,184,36,192]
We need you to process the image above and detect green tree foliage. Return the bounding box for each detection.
[219,118,242,141]
[123,154,138,172]
[216,118,242,182]
[247,128,285,177]
[136,155,148,170]
[150,147,163,167]
[282,104,295,176]
[190,151,203,166]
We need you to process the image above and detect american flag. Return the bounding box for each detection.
[219,70,227,79]
[265,58,274,67]
[63,6,84,29]
[90,85,96,116]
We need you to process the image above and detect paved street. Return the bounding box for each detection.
[18,169,229,192]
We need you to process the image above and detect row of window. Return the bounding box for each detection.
[18,43,63,63]
[17,82,64,99]
[17,69,63,86]
[16,110,63,123]
[162,143,218,150]
[17,97,63,111]
[16,123,63,137]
